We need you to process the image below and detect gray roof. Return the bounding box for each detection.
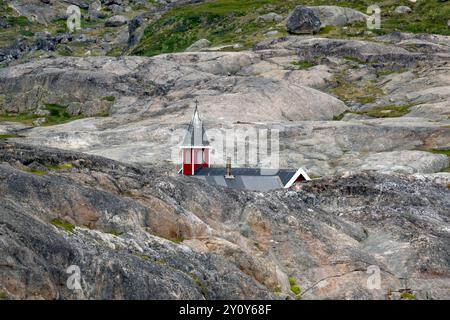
[193,167,299,192]
[182,102,209,146]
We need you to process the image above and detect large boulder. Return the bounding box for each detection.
[394,6,412,14]
[105,15,128,27]
[286,5,321,34]
[88,0,103,20]
[308,6,368,27]
[185,39,211,52]
[258,12,283,23]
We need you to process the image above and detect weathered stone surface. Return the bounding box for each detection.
[2,33,450,176]
[286,6,321,34]
[254,36,424,64]
[0,1,449,301]
[0,141,449,300]
[358,150,449,174]
[0,53,347,122]
[308,6,368,27]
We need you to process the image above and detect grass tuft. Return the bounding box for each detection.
[357,104,414,118]
[133,0,450,57]
[291,60,316,70]
[400,292,416,300]
[51,218,75,233]
[107,230,123,237]
[332,111,349,121]
[0,134,22,139]
[45,163,73,171]
[288,276,302,299]
[24,168,48,175]
[101,96,116,102]
[429,149,450,157]
[331,72,383,105]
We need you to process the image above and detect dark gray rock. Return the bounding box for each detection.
[128,15,145,47]
[286,5,321,34]
[109,4,124,14]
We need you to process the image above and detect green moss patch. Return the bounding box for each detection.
[6,16,30,27]
[107,230,123,237]
[291,60,316,70]
[430,149,450,172]
[0,134,22,139]
[332,111,350,121]
[333,104,414,120]
[331,76,383,105]
[0,291,8,300]
[192,275,209,299]
[344,56,366,64]
[134,0,450,57]
[132,0,291,56]
[429,149,450,157]
[50,218,75,233]
[0,113,40,125]
[400,292,416,300]
[101,96,116,102]
[24,168,48,175]
[357,104,414,118]
[0,104,85,126]
[288,276,302,299]
[45,163,73,171]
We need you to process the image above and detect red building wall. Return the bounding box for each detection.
[182,148,209,175]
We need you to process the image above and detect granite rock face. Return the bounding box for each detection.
[0,141,449,300]
[1,1,450,301]
[1,33,449,176]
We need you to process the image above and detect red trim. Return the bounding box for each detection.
[182,148,209,175]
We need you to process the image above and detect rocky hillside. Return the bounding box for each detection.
[1,0,450,300]
[1,141,449,299]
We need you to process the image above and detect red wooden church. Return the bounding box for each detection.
[180,102,311,191]
[180,102,212,175]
